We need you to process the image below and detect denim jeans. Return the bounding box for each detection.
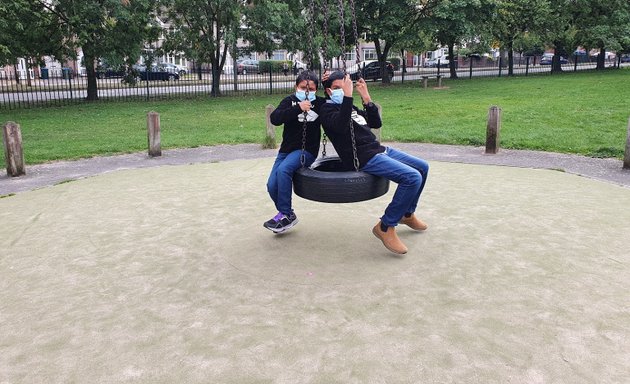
[267,150,315,215]
[361,147,429,227]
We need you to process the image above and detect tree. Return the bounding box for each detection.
[35,0,159,100]
[430,0,496,79]
[353,0,436,83]
[539,0,579,73]
[161,0,245,97]
[0,1,63,84]
[491,0,549,75]
[572,0,630,70]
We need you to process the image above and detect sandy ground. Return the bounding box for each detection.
[1,145,629,383]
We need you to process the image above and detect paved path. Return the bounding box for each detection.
[2,142,629,195]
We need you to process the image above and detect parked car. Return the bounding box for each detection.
[347,60,394,81]
[159,63,187,76]
[620,54,630,63]
[540,53,569,65]
[96,68,126,79]
[237,59,259,75]
[424,56,449,68]
[293,60,307,71]
[134,65,180,81]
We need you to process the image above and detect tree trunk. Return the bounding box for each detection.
[597,47,605,70]
[401,49,406,73]
[83,47,98,101]
[13,62,20,85]
[374,40,392,85]
[507,41,514,76]
[26,58,32,87]
[448,43,458,79]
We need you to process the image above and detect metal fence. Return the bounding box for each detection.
[1,56,627,110]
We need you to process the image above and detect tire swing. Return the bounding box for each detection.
[293,0,389,203]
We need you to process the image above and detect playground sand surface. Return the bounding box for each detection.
[1,156,629,383]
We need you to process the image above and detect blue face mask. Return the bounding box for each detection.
[295,90,316,102]
[330,89,344,104]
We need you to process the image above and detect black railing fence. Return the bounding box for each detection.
[1,56,626,110]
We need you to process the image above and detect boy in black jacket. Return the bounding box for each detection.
[320,71,429,254]
[264,71,325,233]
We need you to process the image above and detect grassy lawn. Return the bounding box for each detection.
[1,69,628,168]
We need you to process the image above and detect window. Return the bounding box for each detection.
[363,49,377,61]
[272,50,286,61]
[345,51,356,62]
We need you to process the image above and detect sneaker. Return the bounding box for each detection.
[263,212,299,233]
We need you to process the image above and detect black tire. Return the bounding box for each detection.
[293,156,390,203]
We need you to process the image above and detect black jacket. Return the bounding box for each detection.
[270,94,325,158]
[320,96,385,170]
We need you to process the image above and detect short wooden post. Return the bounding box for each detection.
[263,104,277,149]
[421,76,428,89]
[485,106,501,154]
[623,117,630,169]
[2,121,26,177]
[147,111,161,157]
[437,75,443,88]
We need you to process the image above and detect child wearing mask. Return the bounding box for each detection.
[264,71,325,233]
[320,71,429,254]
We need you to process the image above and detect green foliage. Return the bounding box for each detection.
[1,70,629,168]
[0,0,64,66]
[258,60,292,73]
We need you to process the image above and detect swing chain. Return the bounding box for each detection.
[321,0,329,70]
[306,0,316,69]
[322,133,327,157]
[349,119,359,171]
[300,112,308,167]
[349,0,361,75]
[336,0,346,72]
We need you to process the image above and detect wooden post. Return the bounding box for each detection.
[437,75,443,88]
[147,111,161,157]
[2,121,26,177]
[624,117,630,169]
[485,106,501,154]
[263,104,277,149]
[421,76,428,89]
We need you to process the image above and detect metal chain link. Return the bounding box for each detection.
[336,0,346,72]
[349,0,361,73]
[306,0,316,69]
[300,0,317,167]
[349,119,359,171]
[321,0,329,69]
[300,111,308,167]
[336,0,359,170]
[322,133,328,157]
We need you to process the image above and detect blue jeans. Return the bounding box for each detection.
[266,150,315,215]
[361,147,429,227]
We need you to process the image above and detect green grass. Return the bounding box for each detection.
[1,69,629,168]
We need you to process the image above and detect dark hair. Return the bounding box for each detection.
[295,70,319,89]
[322,70,345,90]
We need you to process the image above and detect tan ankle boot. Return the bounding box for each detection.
[372,221,408,254]
[399,214,428,231]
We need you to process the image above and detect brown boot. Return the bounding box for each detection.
[372,221,408,254]
[399,214,428,231]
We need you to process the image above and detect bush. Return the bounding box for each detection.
[259,60,292,73]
